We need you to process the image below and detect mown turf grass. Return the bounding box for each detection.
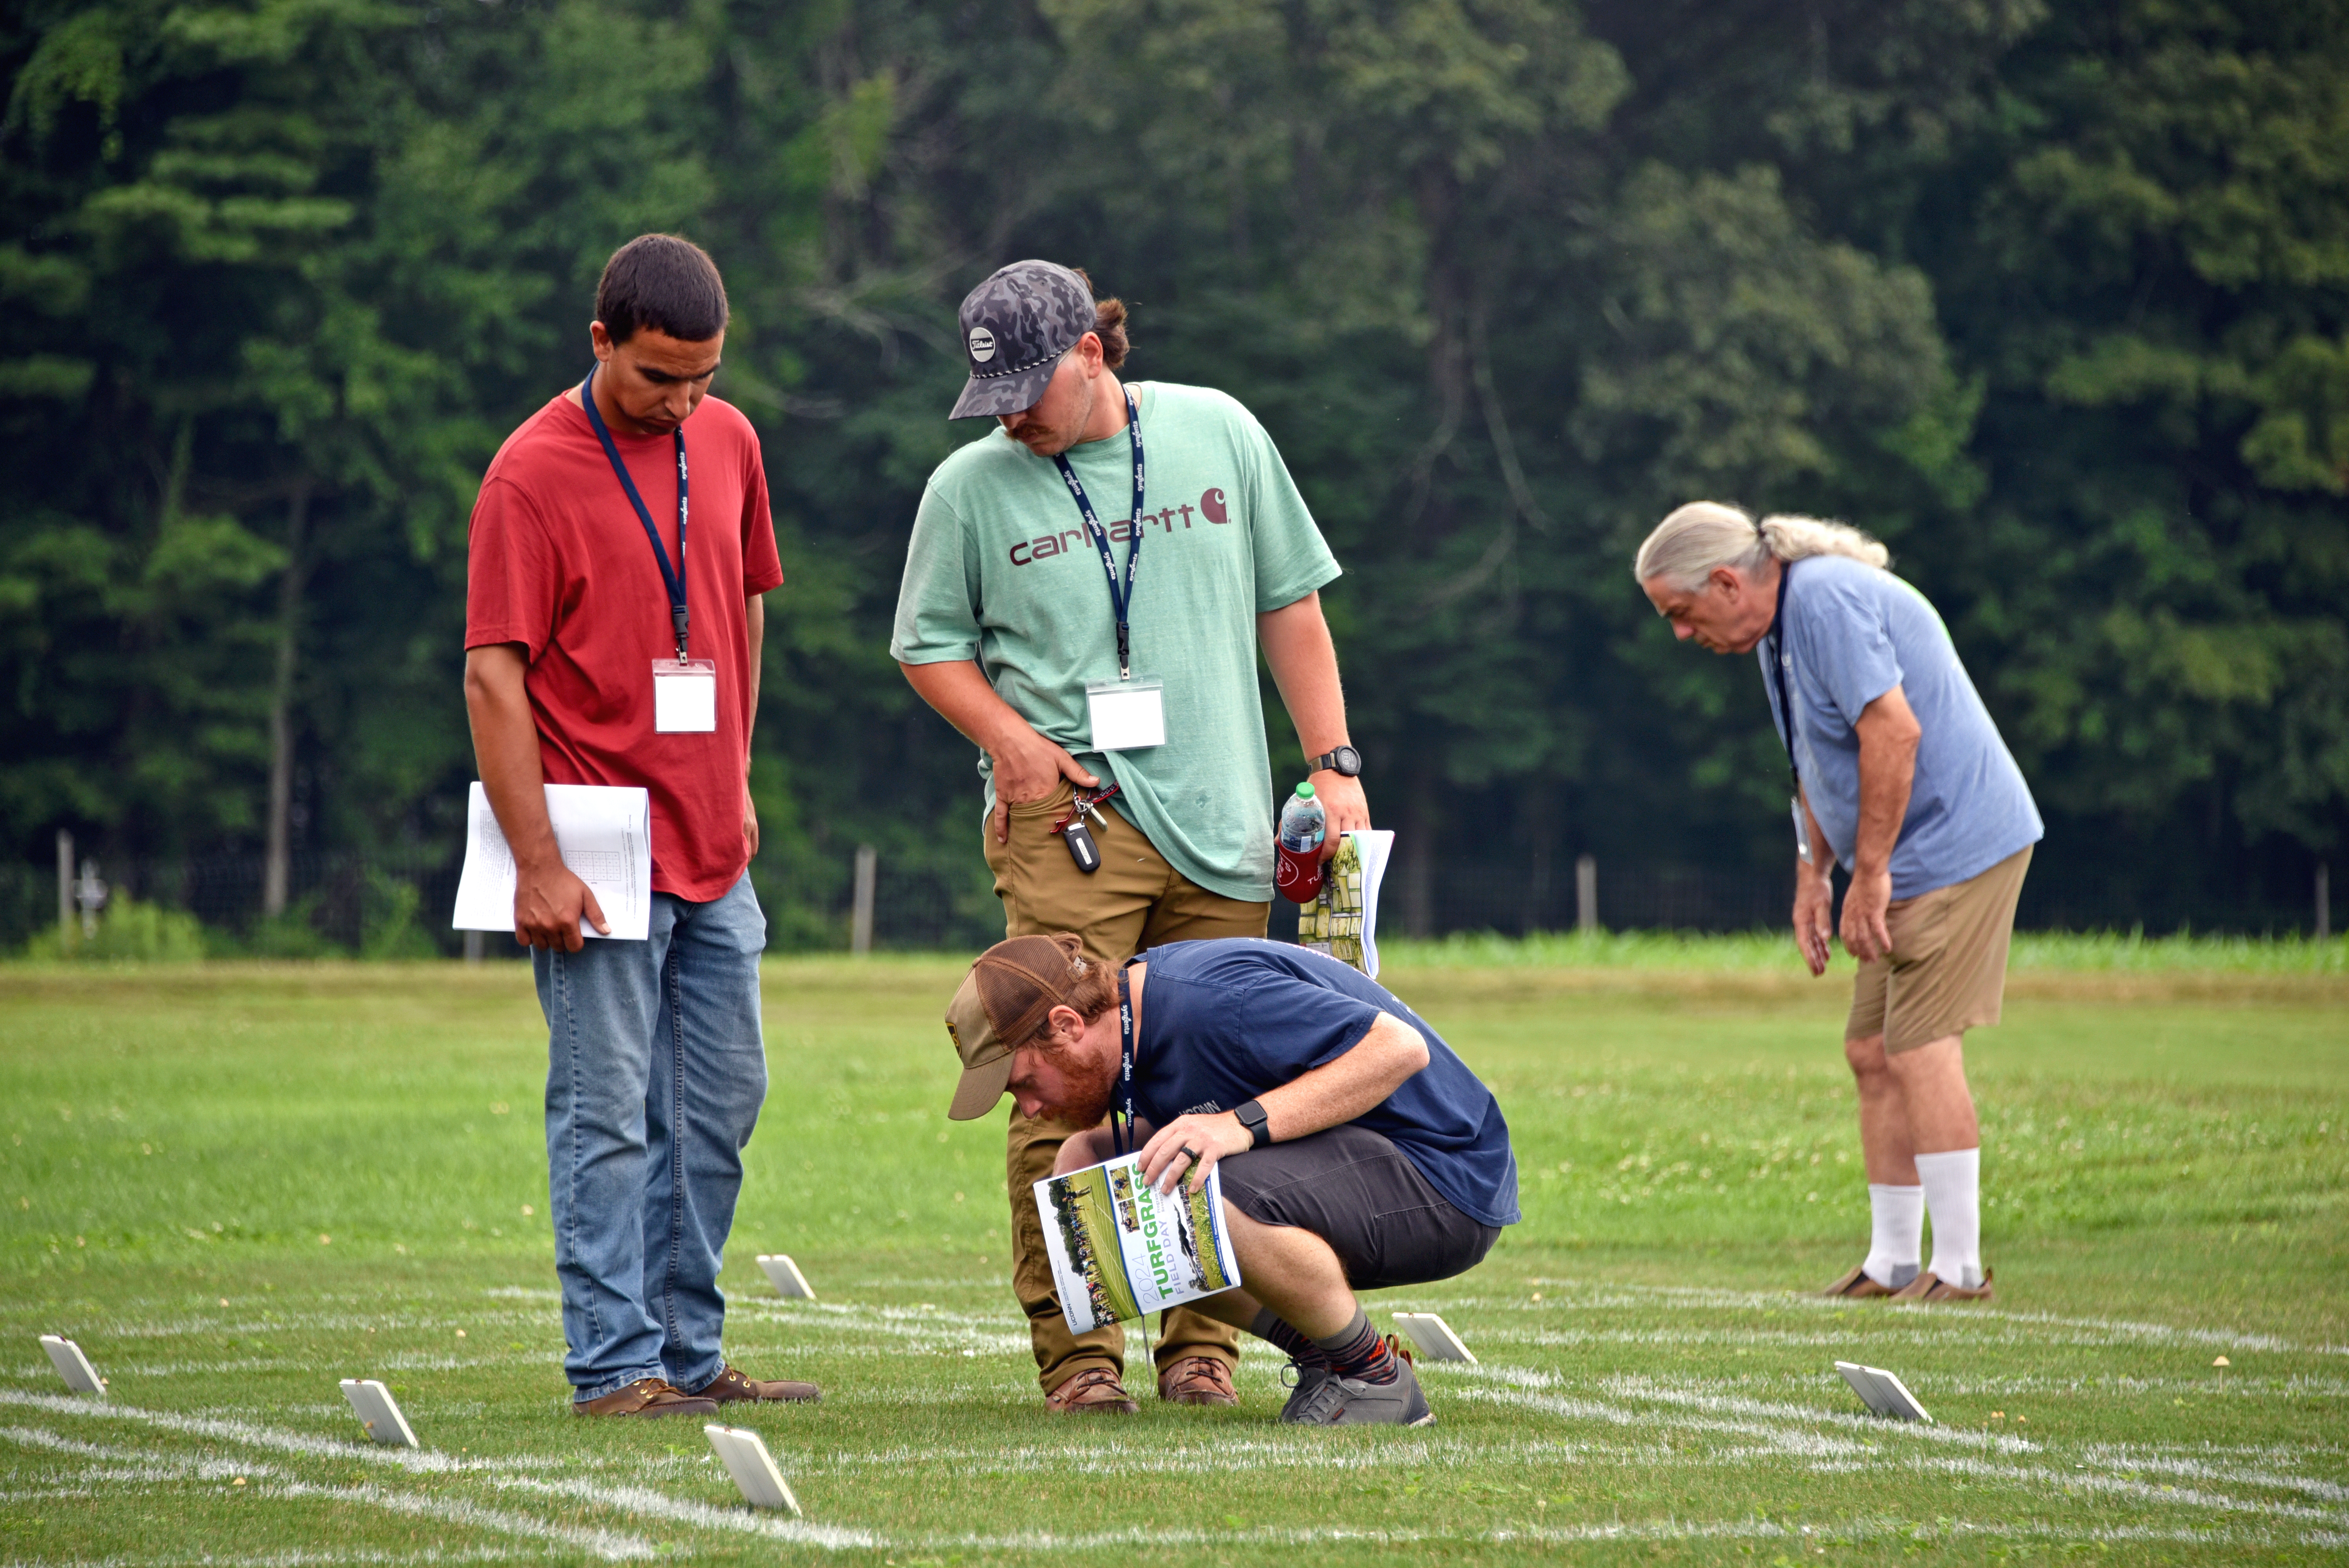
[0,951,2344,1564]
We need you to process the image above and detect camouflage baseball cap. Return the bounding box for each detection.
[948,261,1096,419]
[943,933,1090,1119]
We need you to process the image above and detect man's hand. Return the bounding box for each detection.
[988,725,1100,846]
[743,791,761,859]
[1793,864,1834,976]
[1840,866,1894,964]
[1308,770,1370,861]
[1139,1111,1254,1196]
[513,857,609,952]
[895,661,1101,846]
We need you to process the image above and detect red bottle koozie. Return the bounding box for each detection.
[1275,841,1325,904]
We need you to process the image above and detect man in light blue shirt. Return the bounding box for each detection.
[1637,502,2043,1305]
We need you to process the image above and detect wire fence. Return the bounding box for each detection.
[2,843,2329,959]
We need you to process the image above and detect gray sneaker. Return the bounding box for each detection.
[1277,1359,1331,1422]
[1281,1356,1433,1427]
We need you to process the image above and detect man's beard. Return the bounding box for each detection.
[1034,1037,1117,1128]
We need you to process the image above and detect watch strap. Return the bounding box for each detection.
[1234,1098,1271,1149]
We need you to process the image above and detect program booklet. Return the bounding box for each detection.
[1297,829,1395,979]
[1033,1154,1243,1334]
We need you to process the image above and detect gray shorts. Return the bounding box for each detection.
[1216,1123,1500,1291]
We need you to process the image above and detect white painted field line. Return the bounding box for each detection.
[1514,1277,2349,1357]
[1909,1452,2349,1526]
[0,1553,541,1567]
[1459,1372,2349,1531]
[893,1517,2299,1553]
[0,1386,870,1554]
[0,1390,577,1474]
[494,1476,874,1550]
[0,1418,656,1561]
[2067,1444,2349,1505]
[1602,1372,2349,1505]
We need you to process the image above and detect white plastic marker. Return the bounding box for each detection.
[1391,1312,1477,1363]
[339,1378,420,1447]
[705,1424,801,1513]
[757,1255,815,1301]
[1834,1360,1933,1422]
[38,1336,104,1396]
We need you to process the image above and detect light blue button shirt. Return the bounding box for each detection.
[1759,555,2042,899]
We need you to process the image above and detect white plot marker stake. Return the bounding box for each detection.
[757,1254,815,1301]
[1391,1312,1477,1364]
[1835,1360,1933,1422]
[39,1336,104,1397]
[706,1424,801,1513]
[339,1379,420,1447]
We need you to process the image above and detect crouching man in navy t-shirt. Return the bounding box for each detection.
[940,933,1518,1427]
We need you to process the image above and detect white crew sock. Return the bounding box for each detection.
[1915,1147,1983,1288]
[1862,1184,1923,1289]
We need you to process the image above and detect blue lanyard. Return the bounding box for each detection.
[1051,387,1145,680]
[580,365,691,661]
[1765,560,1800,792]
[1114,962,1137,1157]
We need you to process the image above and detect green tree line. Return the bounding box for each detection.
[3,0,2342,944]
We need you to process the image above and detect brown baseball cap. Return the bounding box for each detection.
[944,933,1091,1120]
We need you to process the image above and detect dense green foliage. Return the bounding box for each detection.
[1,960,2343,1558]
[3,0,2342,943]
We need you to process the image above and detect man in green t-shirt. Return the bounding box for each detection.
[892,259,1371,1416]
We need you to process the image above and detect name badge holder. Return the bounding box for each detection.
[1084,677,1165,752]
[653,657,718,733]
[1053,387,1165,754]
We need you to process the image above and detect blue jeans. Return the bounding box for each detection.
[534,873,767,1398]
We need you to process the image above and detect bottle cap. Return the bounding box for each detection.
[1294,782,1316,799]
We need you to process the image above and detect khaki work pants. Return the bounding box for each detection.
[984,779,1269,1395]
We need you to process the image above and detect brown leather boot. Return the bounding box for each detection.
[571,1378,718,1418]
[1157,1354,1237,1406]
[692,1364,821,1404]
[1045,1365,1139,1415]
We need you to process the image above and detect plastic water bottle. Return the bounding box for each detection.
[1274,782,1326,904]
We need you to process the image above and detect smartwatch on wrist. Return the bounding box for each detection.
[1309,745,1363,779]
[1234,1099,1272,1149]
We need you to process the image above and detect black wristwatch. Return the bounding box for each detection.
[1310,745,1363,779]
[1233,1099,1272,1149]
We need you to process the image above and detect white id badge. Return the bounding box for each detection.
[1085,677,1166,752]
[652,658,718,733]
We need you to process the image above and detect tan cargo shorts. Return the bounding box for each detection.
[1846,846,2033,1054]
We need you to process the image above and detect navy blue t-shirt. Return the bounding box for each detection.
[1131,939,1519,1228]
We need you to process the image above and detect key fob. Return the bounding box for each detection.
[1063,819,1102,874]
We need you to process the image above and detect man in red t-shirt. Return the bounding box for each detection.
[464,234,816,1418]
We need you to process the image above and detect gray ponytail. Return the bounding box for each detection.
[1633,501,1889,590]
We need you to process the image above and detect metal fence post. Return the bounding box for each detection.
[2320,861,2332,942]
[1576,853,1598,934]
[463,929,484,964]
[55,830,72,946]
[850,844,877,956]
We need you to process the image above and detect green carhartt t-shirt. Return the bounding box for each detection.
[890,381,1340,902]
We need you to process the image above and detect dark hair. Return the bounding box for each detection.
[596,234,729,344]
[1069,267,1130,369]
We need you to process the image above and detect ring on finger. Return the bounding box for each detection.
[1177,1145,1200,1164]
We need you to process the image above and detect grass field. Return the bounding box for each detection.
[1,946,2344,1564]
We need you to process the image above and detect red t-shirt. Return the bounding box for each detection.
[465,390,784,900]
